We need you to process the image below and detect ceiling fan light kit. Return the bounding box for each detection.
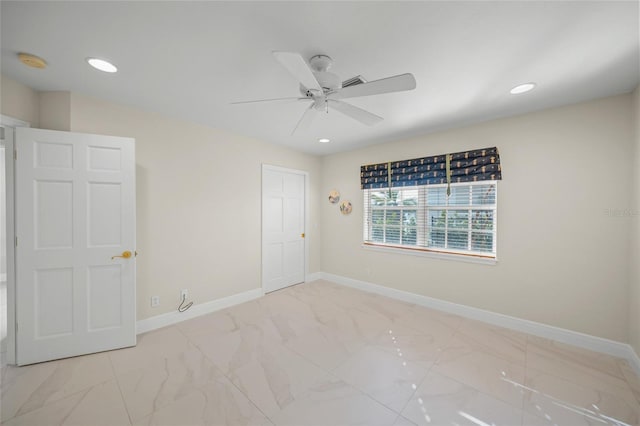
[233,51,417,135]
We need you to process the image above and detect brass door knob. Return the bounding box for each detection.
[301,233,305,238]
[112,250,132,260]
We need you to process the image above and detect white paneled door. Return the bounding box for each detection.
[15,128,136,365]
[262,166,305,293]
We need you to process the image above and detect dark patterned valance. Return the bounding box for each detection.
[361,146,502,189]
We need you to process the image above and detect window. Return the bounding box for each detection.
[363,181,497,258]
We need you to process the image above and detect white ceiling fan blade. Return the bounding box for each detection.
[330,73,416,100]
[273,51,322,92]
[329,100,383,126]
[231,97,309,105]
[291,103,317,135]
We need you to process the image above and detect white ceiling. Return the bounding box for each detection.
[1,1,638,155]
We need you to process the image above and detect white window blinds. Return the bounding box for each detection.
[363,181,497,258]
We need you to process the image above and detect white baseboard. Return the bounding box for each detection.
[315,272,640,377]
[135,274,322,336]
[136,288,264,334]
[305,272,322,282]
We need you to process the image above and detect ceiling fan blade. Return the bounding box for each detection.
[329,100,383,126]
[231,97,309,105]
[292,103,317,135]
[330,73,416,100]
[273,51,323,92]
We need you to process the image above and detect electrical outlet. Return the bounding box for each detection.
[151,296,160,307]
[180,289,188,300]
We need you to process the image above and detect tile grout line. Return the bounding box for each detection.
[521,337,640,424]
[526,337,639,398]
[397,319,474,421]
[428,314,528,367]
[52,385,94,425]
[521,335,530,426]
[311,298,467,420]
[178,322,277,425]
[392,316,453,418]
[1,377,101,424]
[616,357,640,402]
[271,316,348,375]
[197,289,322,413]
[429,325,529,414]
[0,360,70,423]
[274,301,409,422]
[325,324,440,419]
[107,351,134,426]
[264,285,424,422]
[306,367,399,425]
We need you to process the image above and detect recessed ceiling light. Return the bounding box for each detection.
[510,82,536,95]
[318,138,330,143]
[87,58,118,73]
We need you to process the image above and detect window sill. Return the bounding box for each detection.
[361,243,497,265]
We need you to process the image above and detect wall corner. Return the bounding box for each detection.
[0,73,40,126]
[630,84,640,357]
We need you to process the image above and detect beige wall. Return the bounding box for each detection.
[0,74,322,321]
[321,94,634,343]
[39,91,71,131]
[630,86,640,355]
[0,74,70,130]
[2,71,638,344]
[0,74,39,126]
[69,94,321,320]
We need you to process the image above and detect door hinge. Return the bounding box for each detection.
[14,150,17,160]
[0,127,4,141]
[15,236,18,246]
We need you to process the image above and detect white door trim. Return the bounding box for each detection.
[0,115,30,129]
[1,115,30,365]
[261,164,309,292]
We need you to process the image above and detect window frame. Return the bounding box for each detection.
[363,181,498,261]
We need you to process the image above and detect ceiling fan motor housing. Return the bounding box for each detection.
[314,71,341,91]
[301,54,342,93]
[299,71,342,95]
[309,54,332,71]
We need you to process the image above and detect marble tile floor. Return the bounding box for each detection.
[1,279,639,426]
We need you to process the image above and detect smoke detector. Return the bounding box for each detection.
[18,53,47,69]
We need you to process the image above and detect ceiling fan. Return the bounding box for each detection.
[232,51,417,135]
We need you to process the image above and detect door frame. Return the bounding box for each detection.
[1,114,31,365]
[261,164,309,293]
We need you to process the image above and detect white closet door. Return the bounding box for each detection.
[262,166,305,293]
